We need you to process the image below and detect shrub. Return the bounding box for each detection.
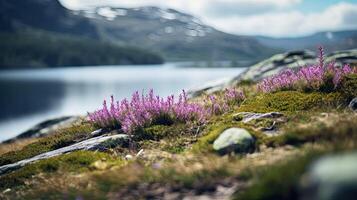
[88,90,208,133]
[257,46,357,93]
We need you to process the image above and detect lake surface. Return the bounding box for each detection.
[0,63,246,141]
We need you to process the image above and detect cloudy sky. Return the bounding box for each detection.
[60,0,357,37]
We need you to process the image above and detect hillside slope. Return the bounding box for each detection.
[0,0,164,68]
[80,6,278,61]
[256,30,357,53]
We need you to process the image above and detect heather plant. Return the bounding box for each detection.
[88,90,208,134]
[205,88,245,115]
[257,46,357,93]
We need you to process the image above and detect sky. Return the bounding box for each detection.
[60,0,357,37]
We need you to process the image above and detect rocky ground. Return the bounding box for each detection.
[0,50,357,200]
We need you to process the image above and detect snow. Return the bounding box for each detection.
[161,10,177,20]
[115,8,128,16]
[97,7,118,20]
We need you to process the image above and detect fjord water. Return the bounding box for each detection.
[0,63,246,141]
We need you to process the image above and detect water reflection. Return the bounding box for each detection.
[0,79,64,120]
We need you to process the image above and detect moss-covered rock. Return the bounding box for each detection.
[0,151,123,190]
[0,123,95,166]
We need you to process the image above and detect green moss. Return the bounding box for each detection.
[0,151,120,189]
[238,91,345,113]
[337,74,357,100]
[191,111,267,153]
[136,124,198,154]
[267,115,357,147]
[191,123,232,153]
[0,123,95,166]
[134,125,173,141]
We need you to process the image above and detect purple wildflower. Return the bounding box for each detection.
[258,46,356,93]
[88,90,208,134]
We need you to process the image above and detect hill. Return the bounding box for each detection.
[0,0,163,68]
[256,30,357,53]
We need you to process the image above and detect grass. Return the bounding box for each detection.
[0,123,95,166]
[266,113,357,147]
[0,151,124,190]
[135,123,202,154]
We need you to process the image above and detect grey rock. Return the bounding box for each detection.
[188,77,231,98]
[213,128,254,155]
[301,152,357,200]
[233,112,284,123]
[233,49,357,83]
[90,128,106,137]
[3,116,81,143]
[187,49,357,97]
[233,50,316,82]
[0,134,129,175]
[348,97,357,111]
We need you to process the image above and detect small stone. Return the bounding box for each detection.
[136,149,144,157]
[90,129,105,136]
[92,160,108,170]
[125,155,133,160]
[213,128,255,155]
[348,97,357,111]
[2,188,11,194]
[233,112,284,123]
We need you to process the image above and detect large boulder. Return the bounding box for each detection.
[188,49,357,97]
[233,49,357,82]
[213,128,255,155]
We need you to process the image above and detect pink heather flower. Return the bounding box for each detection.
[88,90,208,134]
[205,88,245,115]
[258,46,356,93]
[318,45,325,68]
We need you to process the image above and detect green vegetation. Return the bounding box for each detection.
[0,151,122,190]
[338,74,357,99]
[267,114,357,147]
[0,31,164,68]
[233,152,317,200]
[0,64,356,199]
[238,91,346,113]
[0,123,94,166]
[136,124,198,154]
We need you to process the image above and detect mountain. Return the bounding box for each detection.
[76,6,278,62]
[0,0,97,38]
[256,30,357,53]
[0,0,163,68]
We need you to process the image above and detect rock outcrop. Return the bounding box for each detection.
[0,134,129,175]
[3,116,81,143]
[189,49,357,97]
